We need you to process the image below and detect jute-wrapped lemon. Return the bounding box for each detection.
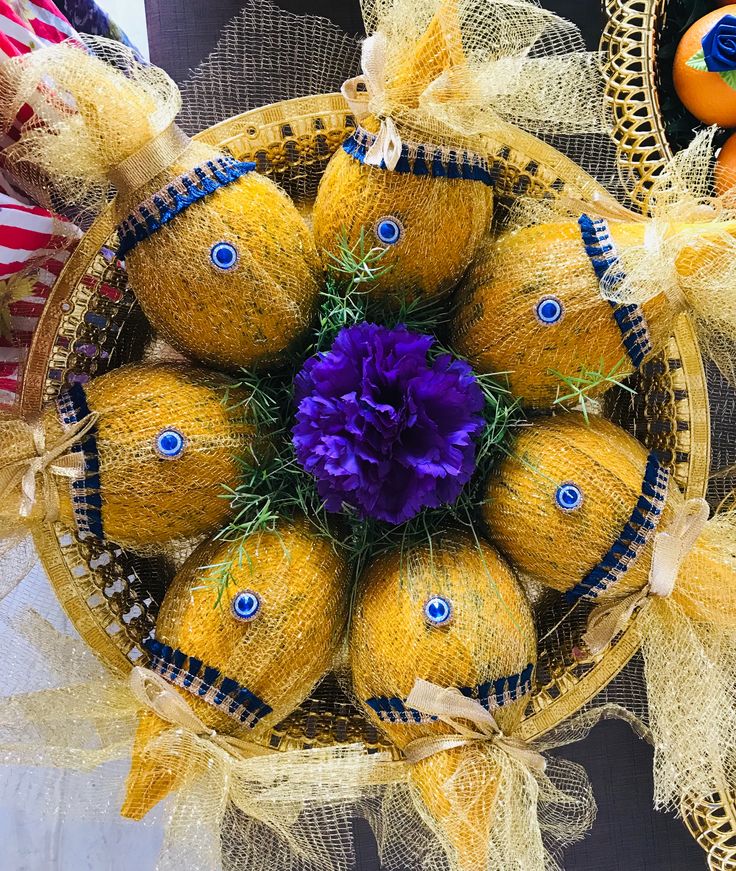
[351,532,537,871]
[483,413,733,623]
[0,38,320,371]
[313,0,607,306]
[483,413,736,813]
[313,1,494,303]
[454,128,736,409]
[452,219,677,409]
[451,215,732,409]
[122,517,350,819]
[0,363,262,550]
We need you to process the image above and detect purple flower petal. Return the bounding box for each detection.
[292,323,485,524]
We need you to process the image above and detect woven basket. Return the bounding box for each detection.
[25,92,708,758]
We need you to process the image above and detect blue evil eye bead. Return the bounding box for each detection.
[155,427,186,459]
[535,296,564,325]
[555,482,583,513]
[231,590,261,622]
[374,216,403,246]
[210,241,239,271]
[424,595,453,626]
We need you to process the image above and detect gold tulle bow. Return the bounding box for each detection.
[583,498,710,656]
[341,33,404,170]
[598,128,736,314]
[0,274,35,340]
[403,678,546,773]
[129,666,275,762]
[0,412,99,520]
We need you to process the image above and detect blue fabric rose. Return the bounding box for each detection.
[702,14,736,73]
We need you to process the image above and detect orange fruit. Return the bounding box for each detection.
[716,130,736,195]
[673,6,736,126]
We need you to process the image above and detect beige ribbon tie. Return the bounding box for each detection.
[583,498,710,655]
[341,33,403,171]
[402,679,545,773]
[0,412,99,521]
[129,666,274,761]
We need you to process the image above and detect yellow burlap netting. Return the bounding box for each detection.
[0,36,322,371]
[485,413,736,813]
[350,531,595,871]
[453,127,736,408]
[311,0,606,302]
[0,362,264,551]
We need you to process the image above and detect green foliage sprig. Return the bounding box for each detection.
[210,232,521,604]
[550,356,636,425]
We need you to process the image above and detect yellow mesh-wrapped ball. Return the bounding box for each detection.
[452,221,677,410]
[312,3,493,303]
[483,413,736,625]
[119,141,321,371]
[313,124,493,303]
[453,141,736,410]
[123,516,350,819]
[351,532,536,871]
[483,414,736,815]
[0,38,321,371]
[0,363,262,550]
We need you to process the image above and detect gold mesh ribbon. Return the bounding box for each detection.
[583,498,711,655]
[0,275,34,340]
[596,128,736,384]
[403,678,546,773]
[0,412,98,520]
[108,123,191,196]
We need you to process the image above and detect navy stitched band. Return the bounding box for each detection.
[365,662,535,724]
[566,452,669,603]
[56,385,103,540]
[117,157,256,258]
[343,125,498,186]
[143,637,272,728]
[578,214,653,368]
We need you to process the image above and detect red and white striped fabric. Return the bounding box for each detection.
[0,0,76,58]
[0,194,80,408]
[0,1,81,202]
[0,193,79,278]
[0,2,82,409]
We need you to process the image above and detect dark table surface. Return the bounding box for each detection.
[144,1,709,868]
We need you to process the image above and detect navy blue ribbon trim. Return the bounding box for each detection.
[343,126,497,186]
[143,637,273,728]
[117,157,256,258]
[366,663,535,724]
[578,214,653,368]
[56,385,103,540]
[566,452,669,603]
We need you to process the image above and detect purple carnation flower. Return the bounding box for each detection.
[292,323,485,524]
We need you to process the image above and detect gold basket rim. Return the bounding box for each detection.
[21,90,709,743]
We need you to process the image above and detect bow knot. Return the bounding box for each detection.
[583,497,710,655]
[129,667,273,761]
[402,679,545,773]
[341,33,403,171]
[0,412,98,521]
[1,274,35,340]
